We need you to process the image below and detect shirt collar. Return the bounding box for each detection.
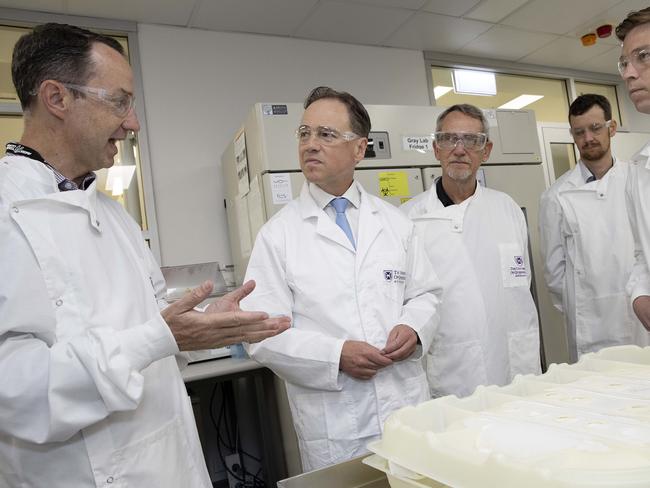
[577,160,596,183]
[577,157,615,183]
[5,142,96,192]
[309,181,361,210]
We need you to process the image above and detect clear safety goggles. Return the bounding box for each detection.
[434,131,488,151]
[618,47,650,76]
[569,120,612,138]
[62,83,135,118]
[295,125,360,145]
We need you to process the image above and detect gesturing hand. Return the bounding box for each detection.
[162,280,290,350]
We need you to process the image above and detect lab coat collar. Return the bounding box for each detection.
[630,140,650,169]
[3,155,101,232]
[414,178,481,220]
[559,157,619,198]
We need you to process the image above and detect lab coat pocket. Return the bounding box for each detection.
[112,416,207,488]
[507,328,541,379]
[576,293,637,355]
[402,371,430,405]
[293,391,358,442]
[426,340,487,398]
[499,243,528,288]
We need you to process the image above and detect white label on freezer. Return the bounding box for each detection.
[402,135,433,152]
[234,130,249,195]
[271,173,293,204]
[483,109,498,127]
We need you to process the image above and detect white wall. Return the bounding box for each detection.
[617,79,650,133]
[137,24,430,266]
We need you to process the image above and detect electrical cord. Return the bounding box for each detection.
[209,382,266,487]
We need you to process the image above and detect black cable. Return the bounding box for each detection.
[223,381,266,487]
[209,381,246,484]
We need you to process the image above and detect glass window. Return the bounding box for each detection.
[549,142,577,179]
[574,81,622,125]
[431,66,570,123]
[0,26,147,230]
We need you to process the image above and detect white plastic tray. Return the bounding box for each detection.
[365,345,650,488]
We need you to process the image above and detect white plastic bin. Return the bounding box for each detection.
[364,345,650,488]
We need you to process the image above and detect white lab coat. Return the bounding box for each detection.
[0,156,211,488]
[539,160,648,361]
[242,181,441,472]
[627,142,650,312]
[401,182,541,398]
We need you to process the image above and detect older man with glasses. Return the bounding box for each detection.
[539,94,648,362]
[401,103,541,399]
[615,8,650,338]
[241,86,442,471]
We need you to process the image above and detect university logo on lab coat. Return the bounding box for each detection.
[384,269,406,283]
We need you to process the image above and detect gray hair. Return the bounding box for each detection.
[436,104,489,137]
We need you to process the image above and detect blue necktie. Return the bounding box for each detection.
[586,175,596,183]
[331,197,356,249]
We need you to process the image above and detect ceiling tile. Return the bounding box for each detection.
[458,26,557,61]
[520,36,613,69]
[464,0,528,23]
[386,12,492,51]
[190,0,317,36]
[422,0,481,17]
[342,0,427,9]
[501,0,620,35]
[293,1,413,45]
[575,45,620,74]
[65,0,196,25]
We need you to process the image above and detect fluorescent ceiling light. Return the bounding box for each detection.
[499,94,544,109]
[452,69,496,96]
[433,85,453,99]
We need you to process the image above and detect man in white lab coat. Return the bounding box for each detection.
[0,24,289,488]
[617,8,650,334]
[539,94,648,361]
[401,104,541,398]
[242,86,441,471]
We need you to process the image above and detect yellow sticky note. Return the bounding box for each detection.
[379,172,409,197]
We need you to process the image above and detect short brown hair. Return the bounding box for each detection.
[616,7,650,41]
[12,23,124,110]
[304,86,371,137]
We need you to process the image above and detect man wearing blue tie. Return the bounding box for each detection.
[241,86,441,471]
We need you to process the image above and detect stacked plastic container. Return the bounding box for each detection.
[364,345,650,488]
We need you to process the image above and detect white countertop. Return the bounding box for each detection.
[182,357,264,382]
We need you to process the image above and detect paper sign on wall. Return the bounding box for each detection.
[270,173,293,204]
[402,135,433,152]
[379,171,409,197]
[234,130,249,195]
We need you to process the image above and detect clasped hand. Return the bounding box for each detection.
[339,324,418,380]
